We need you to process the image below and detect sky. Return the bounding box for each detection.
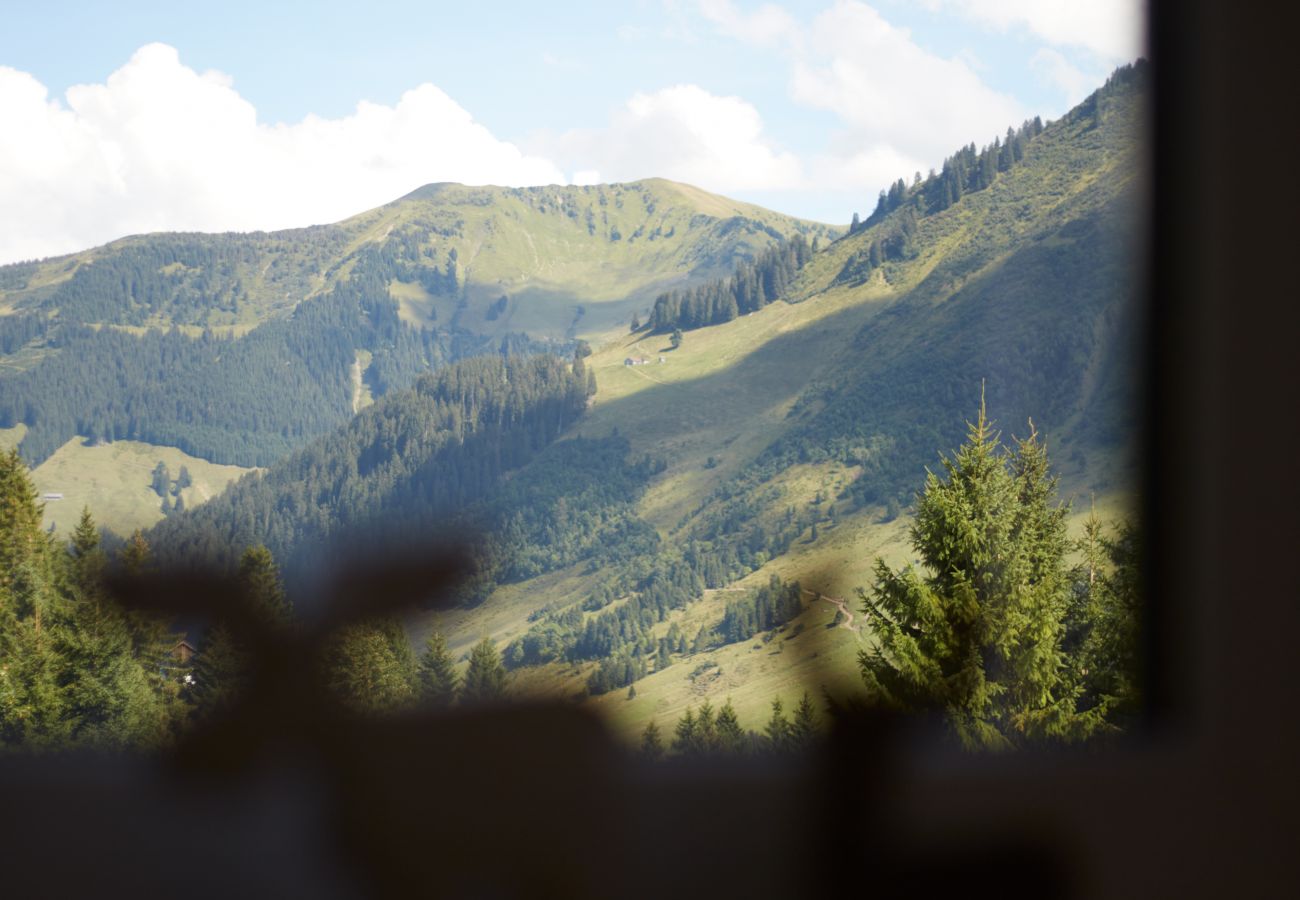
[0,0,1145,265]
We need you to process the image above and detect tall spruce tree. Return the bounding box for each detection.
[58,508,166,747]
[790,691,818,749]
[857,400,1095,748]
[764,697,791,753]
[0,450,66,747]
[716,698,745,753]
[672,706,697,755]
[417,630,459,707]
[461,636,506,704]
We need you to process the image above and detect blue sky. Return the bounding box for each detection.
[0,1,1144,263]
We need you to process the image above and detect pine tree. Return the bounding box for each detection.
[150,461,170,498]
[672,706,697,755]
[60,508,167,746]
[764,697,791,753]
[630,313,640,332]
[670,328,683,350]
[417,630,459,707]
[238,544,290,625]
[716,698,745,753]
[461,636,507,704]
[694,700,717,755]
[0,450,66,747]
[641,718,664,760]
[326,623,416,714]
[857,399,1088,748]
[791,691,817,749]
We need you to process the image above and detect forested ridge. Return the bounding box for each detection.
[146,353,596,585]
[0,235,554,466]
[0,176,827,469]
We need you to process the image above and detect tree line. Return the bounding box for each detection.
[0,445,518,750]
[145,353,597,590]
[639,692,821,760]
[0,241,556,467]
[646,234,815,334]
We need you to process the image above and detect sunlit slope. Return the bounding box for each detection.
[424,72,1146,738]
[0,179,835,340]
[3,430,254,537]
[343,179,836,338]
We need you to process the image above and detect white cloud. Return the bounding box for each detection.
[0,43,567,264]
[697,0,802,49]
[926,0,1145,63]
[538,84,803,193]
[1029,48,1097,107]
[788,2,1025,189]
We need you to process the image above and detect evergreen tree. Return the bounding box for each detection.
[716,698,745,753]
[0,450,66,747]
[461,636,507,704]
[672,706,697,755]
[764,697,791,753]
[790,691,817,749]
[641,718,664,760]
[670,328,683,350]
[326,622,416,714]
[193,544,291,720]
[416,630,459,707]
[191,621,245,718]
[1067,511,1141,731]
[630,313,640,332]
[694,700,718,755]
[176,465,192,491]
[150,461,171,498]
[857,400,1091,748]
[59,507,167,746]
[238,544,290,624]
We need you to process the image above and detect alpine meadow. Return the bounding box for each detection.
[0,55,1148,758]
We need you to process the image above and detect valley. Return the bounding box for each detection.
[0,62,1147,751]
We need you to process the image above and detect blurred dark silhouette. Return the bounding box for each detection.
[2,2,1297,897]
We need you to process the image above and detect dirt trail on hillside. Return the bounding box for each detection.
[803,589,862,640]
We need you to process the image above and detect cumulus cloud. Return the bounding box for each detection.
[697,0,802,49]
[923,0,1145,63]
[1029,48,1098,107]
[792,3,1024,166]
[697,1,1025,195]
[537,84,803,193]
[0,43,567,264]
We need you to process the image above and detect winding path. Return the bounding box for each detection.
[803,589,863,640]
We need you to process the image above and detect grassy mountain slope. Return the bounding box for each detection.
[0,180,833,511]
[354,179,836,338]
[0,179,833,335]
[414,66,1147,739]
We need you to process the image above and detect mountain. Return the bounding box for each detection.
[0,179,833,516]
[145,63,1148,737]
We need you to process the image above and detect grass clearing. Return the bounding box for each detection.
[29,437,255,536]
